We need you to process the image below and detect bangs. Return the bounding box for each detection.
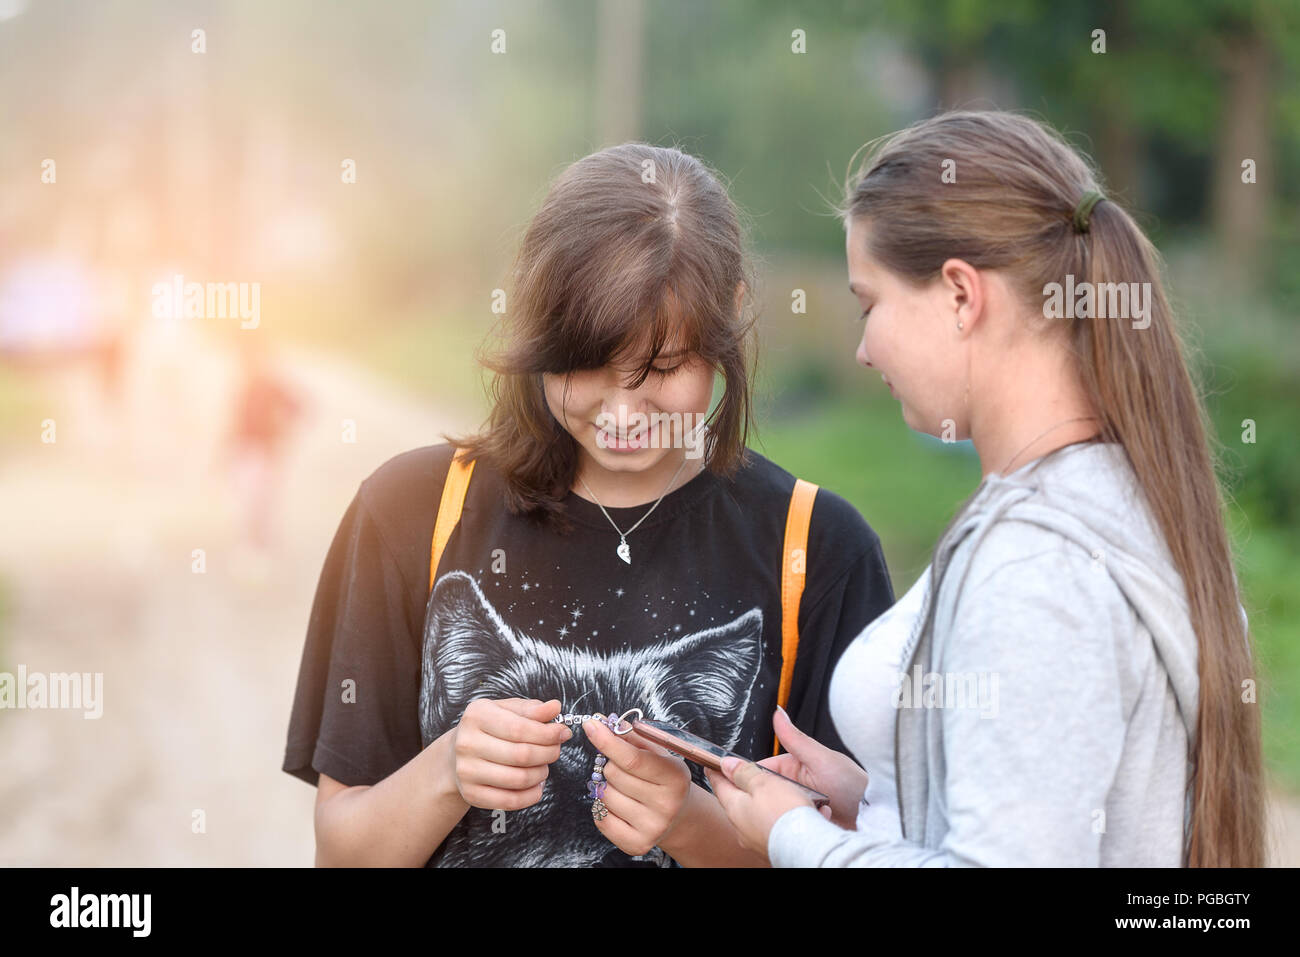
[531,280,710,388]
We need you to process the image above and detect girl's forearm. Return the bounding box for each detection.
[658,783,771,867]
[314,730,470,867]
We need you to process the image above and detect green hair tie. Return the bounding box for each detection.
[1073,190,1105,233]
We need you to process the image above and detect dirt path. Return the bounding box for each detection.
[0,327,1297,866]
[0,326,474,865]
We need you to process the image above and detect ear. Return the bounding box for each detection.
[938,258,984,334]
[638,607,764,751]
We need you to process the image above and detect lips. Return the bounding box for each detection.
[595,423,651,449]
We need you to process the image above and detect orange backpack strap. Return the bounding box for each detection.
[429,448,477,594]
[774,478,818,756]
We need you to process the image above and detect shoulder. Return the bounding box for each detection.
[959,519,1110,594]
[359,443,456,515]
[729,448,876,534]
[352,444,460,565]
[949,519,1132,647]
[964,518,1096,580]
[730,448,885,589]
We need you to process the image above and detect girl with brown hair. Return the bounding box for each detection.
[709,110,1264,867]
[282,143,895,866]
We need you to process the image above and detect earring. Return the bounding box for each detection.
[957,321,964,331]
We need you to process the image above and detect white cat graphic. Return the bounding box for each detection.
[419,570,764,867]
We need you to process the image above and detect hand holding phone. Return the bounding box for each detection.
[629,718,831,809]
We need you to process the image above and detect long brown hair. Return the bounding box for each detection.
[446,143,759,533]
[839,110,1263,867]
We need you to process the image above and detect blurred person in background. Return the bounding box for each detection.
[222,335,307,579]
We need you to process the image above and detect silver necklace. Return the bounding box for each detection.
[577,454,691,564]
[1000,416,1098,475]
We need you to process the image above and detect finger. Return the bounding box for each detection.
[462,779,548,812]
[591,797,653,854]
[480,704,571,747]
[599,750,681,806]
[493,697,546,716]
[583,718,651,776]
[495,698,563,724]
[461,757,550,793]
[720,756,766,795]
[772,704,814,752]
[755,753,799,775]
[465,733,564,768]
[596,780,652,831]
[621,727,676,759]
[522,699,564,722]
[704,766,743,814]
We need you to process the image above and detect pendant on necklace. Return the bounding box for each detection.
[616,538,631,564]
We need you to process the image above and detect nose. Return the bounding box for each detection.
[603,370,649,416]
[856,331,872,369]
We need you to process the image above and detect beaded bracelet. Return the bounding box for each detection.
[554,707,643,820]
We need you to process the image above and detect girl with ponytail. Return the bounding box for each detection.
[707,110,1264,867]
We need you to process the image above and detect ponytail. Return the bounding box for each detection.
[1076,198,1263,866]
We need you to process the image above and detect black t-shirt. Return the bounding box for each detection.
[282,442,894,866]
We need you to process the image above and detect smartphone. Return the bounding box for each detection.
[630,718,830,809]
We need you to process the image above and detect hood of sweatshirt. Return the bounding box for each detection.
[929,439,1200,740]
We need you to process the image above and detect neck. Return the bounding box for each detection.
[970,348,1101,478]
[573,447,705,508]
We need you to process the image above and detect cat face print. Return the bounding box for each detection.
[419,570,764,867]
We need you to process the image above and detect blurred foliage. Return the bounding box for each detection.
[1207,352,1300,529]
[0,367,51,451]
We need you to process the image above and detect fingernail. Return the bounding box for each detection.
[776,705,787,717]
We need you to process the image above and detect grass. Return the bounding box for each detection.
[1235,518,1300,788]
[751,384,982,593]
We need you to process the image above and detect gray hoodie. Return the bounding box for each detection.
[767,440,1204,866]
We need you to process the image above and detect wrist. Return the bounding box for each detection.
[656,781,706,858]
[426,728,471,811]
